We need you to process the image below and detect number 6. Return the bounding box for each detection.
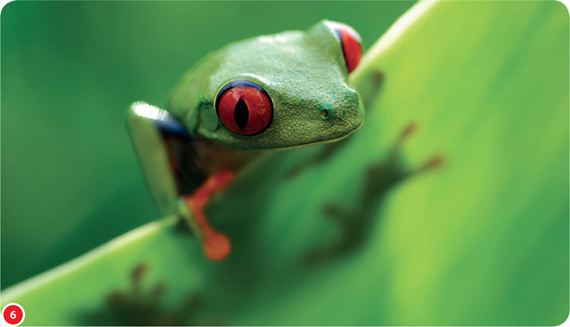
[10,311,15,319]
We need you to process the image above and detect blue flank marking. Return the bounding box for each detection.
[153,114,191,139]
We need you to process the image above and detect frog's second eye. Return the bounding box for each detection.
[334,23,363,74]
[216,80,273,136]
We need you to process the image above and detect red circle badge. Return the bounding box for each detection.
[2,303,25,326]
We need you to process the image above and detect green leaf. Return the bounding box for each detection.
[3,1,567,325]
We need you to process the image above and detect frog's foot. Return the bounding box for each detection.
[84,263,204,325]
[306,123,444,265]
[106,264,165,323]
[181,170,234,261]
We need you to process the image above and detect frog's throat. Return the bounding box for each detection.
[273,121,363,151]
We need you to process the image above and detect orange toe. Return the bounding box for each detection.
[204,232,232,261]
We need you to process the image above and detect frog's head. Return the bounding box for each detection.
[170,20,365,150]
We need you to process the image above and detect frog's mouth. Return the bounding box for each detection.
[272,120,364,151]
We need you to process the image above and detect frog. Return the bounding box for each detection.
[126,20,366,262]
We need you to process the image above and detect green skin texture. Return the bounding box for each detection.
[127,20,364,218]
[166,20,364,150]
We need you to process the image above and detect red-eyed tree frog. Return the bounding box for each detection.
[126,20,365,261]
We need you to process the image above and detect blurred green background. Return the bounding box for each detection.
[2,1,569,326]
[2,0,414,291]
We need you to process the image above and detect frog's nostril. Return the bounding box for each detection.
[319,104,332,120]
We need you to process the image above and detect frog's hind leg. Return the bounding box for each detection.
[180,171,233,261]
[306,123,444,264]
[127,102,184,216]
[126,102,231,261]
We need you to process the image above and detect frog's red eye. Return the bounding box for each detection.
[216,80,273,136]
[334,23,363,74]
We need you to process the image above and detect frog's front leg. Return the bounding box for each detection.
[180,170,233,261]
[126,102,232,261]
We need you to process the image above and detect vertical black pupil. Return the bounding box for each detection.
[234,98,249,130]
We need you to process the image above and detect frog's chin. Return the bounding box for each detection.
[272,122,363,151]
